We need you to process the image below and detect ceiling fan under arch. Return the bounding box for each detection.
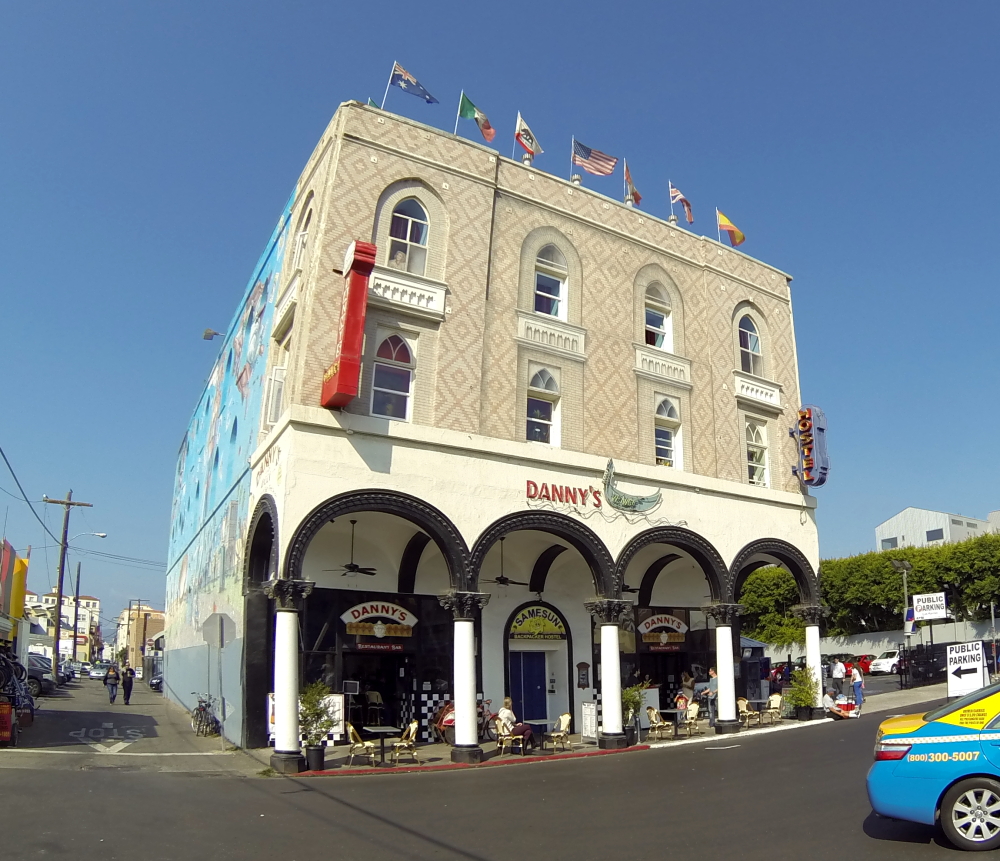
[323,519,377,577]
[481,537,530,588]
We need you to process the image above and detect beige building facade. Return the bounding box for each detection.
[168,100,825,766]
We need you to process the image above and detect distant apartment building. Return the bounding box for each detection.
[876,507,1000,550]
[32,592,102,660]
[114,604,164,670]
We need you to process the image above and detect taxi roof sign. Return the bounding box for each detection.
[947,640,989,698]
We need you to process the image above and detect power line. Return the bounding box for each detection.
[0,444,62,545]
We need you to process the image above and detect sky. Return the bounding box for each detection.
[2,2,999,624]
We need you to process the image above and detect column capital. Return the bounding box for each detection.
[702,602,743,626]
[262,577,314,610]
[585,599,633,625]
[439,591,490,621]
[791,603,828,625]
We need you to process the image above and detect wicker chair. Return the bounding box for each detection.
[762,693,783,726]
[390,719,420,765]
[645,706,672,741]
[495,718,527,756]
[346,722,376,767]
[543,713,573,751]
[679,702,705,737]
[737,697,761,728]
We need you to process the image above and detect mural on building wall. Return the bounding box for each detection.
[165,191,294,650]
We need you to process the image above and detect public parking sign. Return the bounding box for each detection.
[947,641,989,697]
[913,592,948,621]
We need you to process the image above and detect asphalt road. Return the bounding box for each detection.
[0,693,963,861]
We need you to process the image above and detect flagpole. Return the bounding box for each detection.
[668,180,675,219]
[453,90,464,136]
[570,136,574,181]
[716,208,722,243]
[512,113,517,160]
[623,159,627,203]
[380,61,395,110]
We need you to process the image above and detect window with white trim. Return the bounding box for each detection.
[387,199,429,275]
[371,334,413,420]
[265,366,286,425]
[654,397,682,468]
[644,284,673,353]
[534,245,567,320]
[291,210,312,270]
[746,419,769,487]
[739,315,763,376]
[527,368,560,446]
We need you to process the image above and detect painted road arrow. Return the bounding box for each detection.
[952,666,979,678]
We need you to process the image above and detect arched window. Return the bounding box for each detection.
[654,397,682,468]
[527,368,560,446]
[746,419,769,487]
[371,334,414,420]
[644,284,672,352]
[388,199,429,276]
[292,209,312,270]
[534,245,567,320]
[739,315,763,376]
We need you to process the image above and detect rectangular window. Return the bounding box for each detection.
[371,364,411,420]
[527,397,553,444]
[951,518,963,526]
[645,308,667,349]
[926,528,945,542]
[534,273,562,317]
[746,420,769,487]
[881,537,898,550]
[291,230,308,270]
[265,366,286,425]
[967,522,978,529]
[655,427,674,466]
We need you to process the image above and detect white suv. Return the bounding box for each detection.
[869,650,901,675]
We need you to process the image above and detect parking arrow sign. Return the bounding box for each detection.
[947,641,988,697]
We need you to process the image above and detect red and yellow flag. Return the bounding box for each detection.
[717,210,745,247]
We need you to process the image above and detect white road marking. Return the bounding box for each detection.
[705,745,741,750]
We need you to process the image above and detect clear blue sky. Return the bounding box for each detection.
[2,2,998,623]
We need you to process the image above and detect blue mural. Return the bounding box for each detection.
[165,190,294,650]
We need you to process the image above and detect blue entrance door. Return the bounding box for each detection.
[509,651,546,724]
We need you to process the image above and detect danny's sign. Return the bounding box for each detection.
[340,602,418,638]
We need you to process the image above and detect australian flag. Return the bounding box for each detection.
[389,62,438,104]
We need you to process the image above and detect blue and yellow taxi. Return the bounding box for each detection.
[868,682,1000,850]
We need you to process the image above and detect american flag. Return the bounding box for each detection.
[572,139,618,176]
[669,182,694,224]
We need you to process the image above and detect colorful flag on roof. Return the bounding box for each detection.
[624,160,642,206]
[367,97,379,108]
[389,62,438,104]
[717,210,745,247]
[515,112,543,155]
[458,92,496,142]
[669,182,694,224]
[572,139,618,176]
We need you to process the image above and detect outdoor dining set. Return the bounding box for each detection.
[645,693,784,741]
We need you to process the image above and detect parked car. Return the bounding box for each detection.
[852,654,876,674]
[79,662,92,677]
[59,661,75,681]
[148,675,163,692]
[26,655,57,697]
[89,663,110,680]
[869,650,903,674]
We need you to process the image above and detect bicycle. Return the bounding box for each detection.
[190,692,221,736]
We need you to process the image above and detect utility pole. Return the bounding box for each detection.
[43,490,93,667]
[72,561,81,662]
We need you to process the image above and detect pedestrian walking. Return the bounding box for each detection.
[103,664,121,704]
[830,658,846,696]
[122,665,135,705]
[851,664,865,713]
[705,667,719,728]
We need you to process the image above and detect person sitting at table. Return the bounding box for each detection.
[823,686,855,720]
[498,697,535,753]
[673,691,689,710]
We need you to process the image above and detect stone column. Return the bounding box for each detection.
[439,591,490,764]
[703,603,743,735]
[586,599,633,749]
[262,577,314,774]
[793,604,827,718]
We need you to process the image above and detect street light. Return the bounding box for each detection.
[71,532,107,542]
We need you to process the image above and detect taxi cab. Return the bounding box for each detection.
[868,682,1000,850]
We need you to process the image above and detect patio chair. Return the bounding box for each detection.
[346,722,376,767]
[543,712,573,751]
[737,698,761,728]
[366,691,385,725]
[495,718,526,756]
[390,719,420,765]
[645,706,671,741]
[762,694,783,726]
[679,703,705,737]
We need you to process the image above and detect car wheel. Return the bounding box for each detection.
[27,678,42,698]
[891,664,899,674]
[941,778,1000,850]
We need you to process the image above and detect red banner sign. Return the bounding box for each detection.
[321,240,377,408]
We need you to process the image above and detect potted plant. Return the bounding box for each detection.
[299,681,336,771]
[621,682,646,746]
[785,668,820,720]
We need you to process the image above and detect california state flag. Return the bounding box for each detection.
[515,112,543,155]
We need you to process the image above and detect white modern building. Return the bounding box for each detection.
[876,507,1000,551]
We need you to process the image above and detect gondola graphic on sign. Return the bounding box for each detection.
[602,459,661,514]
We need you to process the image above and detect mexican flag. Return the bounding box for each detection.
[458,93,496,143]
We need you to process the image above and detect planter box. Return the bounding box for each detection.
[795,706,812,721]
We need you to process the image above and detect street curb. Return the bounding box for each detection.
[295,744,652,777]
